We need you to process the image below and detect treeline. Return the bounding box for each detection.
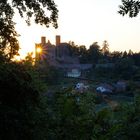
[68,41,140,66]
[68,41,140,80]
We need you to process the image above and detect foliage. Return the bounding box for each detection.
[132,52,140,66]
[115,57,135,79]
[0,61,47,140]
[46,89,96,140]
[78,45,88,63]
[101,40,109,56]
[45,66,64,85]
[0,0,58,59]
[66,41,140,81]
[88,42,102,64]
[119,0,140,17]
[24,52,35,65]
[44,87,140,140]
[1,64,140,140]
[68,41,79,56]
[94,66,115,80]
[38,61,64,85]
[0,18,19,59]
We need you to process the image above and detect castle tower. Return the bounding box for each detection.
[56,35,61,46]
[41,36,46,45]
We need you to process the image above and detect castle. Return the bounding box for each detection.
[35,36,92,77]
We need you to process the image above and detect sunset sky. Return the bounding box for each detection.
[15,0,140,58]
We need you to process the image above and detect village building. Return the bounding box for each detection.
[96,83,114,94]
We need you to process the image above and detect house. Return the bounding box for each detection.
[75,82,89,93]
[57,63,92,77]
[114,80,127,92]
[67,68,81,78]
[96,83,114,94]
[96,81,127,94]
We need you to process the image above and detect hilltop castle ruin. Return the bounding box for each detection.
[35,36,92,77]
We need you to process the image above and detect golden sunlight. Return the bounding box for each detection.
[36,47,42,53]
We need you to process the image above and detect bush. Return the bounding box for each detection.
[0,62,48,140]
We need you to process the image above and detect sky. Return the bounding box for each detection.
[14,0,140,58]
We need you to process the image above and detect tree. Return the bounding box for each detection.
[0,62,43,139]
[118,0,140,17]
[101,40,109,55]
[0,0,58,60]
[24,52,34,65]
[115,57,134,79]
[132,52,140,66]
[111,51,123,63]
[123,51,128,58]
[88,42,101,64]
[78,45,88,63]
[68,41,79,56]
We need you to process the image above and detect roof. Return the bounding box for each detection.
[98,83,114,90]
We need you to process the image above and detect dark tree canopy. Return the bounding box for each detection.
[118,0,140,17]
[0,0,58,59]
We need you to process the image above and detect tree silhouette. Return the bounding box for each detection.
[118,0,140,17]
[88,42,101,64]
[101,40,109,55]
[0,0,58,60]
